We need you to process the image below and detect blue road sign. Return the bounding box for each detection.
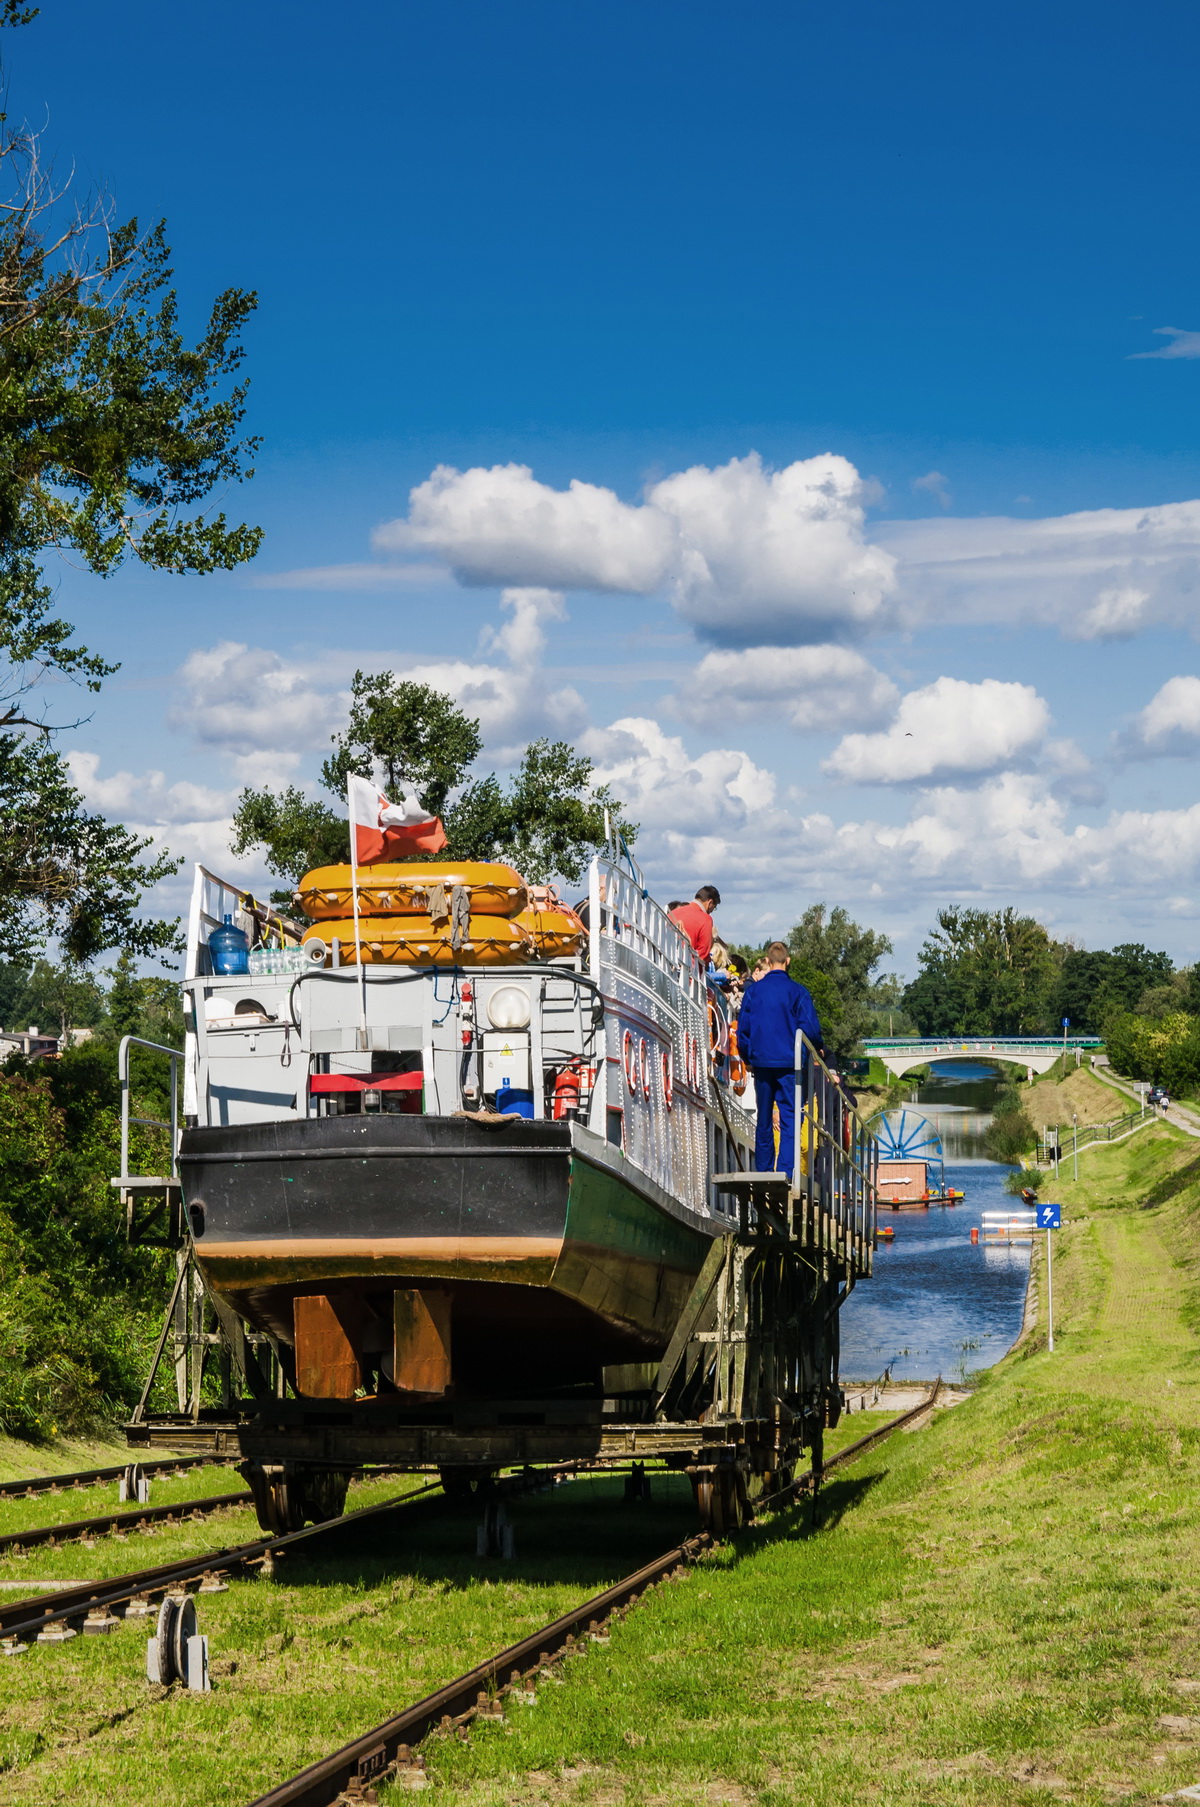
[1037,1202,1061,1230]
[1061,1017,1069,1028]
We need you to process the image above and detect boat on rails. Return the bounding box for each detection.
[117,835,877,1535]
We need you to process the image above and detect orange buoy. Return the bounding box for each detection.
[296,862,527,920]
[302,914,534,967]
[514,903,587,959]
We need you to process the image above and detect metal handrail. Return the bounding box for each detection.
[117,1034,184,1183]
[793,1030,878,1248]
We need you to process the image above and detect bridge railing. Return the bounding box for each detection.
[863,1036,1103,1053]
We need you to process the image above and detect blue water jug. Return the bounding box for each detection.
[495,1080,534,1119]
[209,914,249,975]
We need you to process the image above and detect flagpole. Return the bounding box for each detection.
[348,778,369,1051]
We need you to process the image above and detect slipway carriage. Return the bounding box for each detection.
[116,835,877,1534]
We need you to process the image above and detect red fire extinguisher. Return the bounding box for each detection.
[552,1061,583,1119]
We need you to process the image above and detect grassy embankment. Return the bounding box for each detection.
[417,1122,1200,1806]
[1022,1059,1131,1134]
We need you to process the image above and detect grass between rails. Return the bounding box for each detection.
[419,1124,1200,1807]
[0,1470,700,1803]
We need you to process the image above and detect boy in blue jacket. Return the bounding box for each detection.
[735,941,824,1179]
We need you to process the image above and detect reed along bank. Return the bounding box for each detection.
[435,1121,1200,1807]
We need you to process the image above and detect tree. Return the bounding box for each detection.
[233,674,634,894]
[787,904,893,1057]
[0,957,104,1038]
[903,908,1058,1036]
[228,786,347,891]
[0,733,181,961]
[321,673,483,816]
[1105,1009,1200,1091]
[0,71,260,961]
[1050,944,1174,1035]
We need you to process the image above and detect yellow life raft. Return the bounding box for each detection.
[302,914,535,967]
[515,903,587,960]
[296,862,528,921]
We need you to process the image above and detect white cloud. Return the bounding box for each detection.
[65,751,250,908]
[377,463,676,592]
[1130,327,1200,361]
[823,677,1051,785]
[673,645,898,732]
[376,454,1200,648]
[66,752,233,826]
[376,453,898,645]
[584,717,775,848]
[169,642,344,778]
[1075,585,1150,639]
[168,590,585,780]
[1126,674,1200,755]
[646,453,897,642]
[628,768,1200,919]
[911,470,952,509]
[877,499,1200,640]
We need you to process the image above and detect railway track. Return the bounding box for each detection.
[0,1478,443,1651]
[0,1459,599,1652]
[0,1487,254,1556]
[0,1454,214,1500]
[248,1383,943,1806]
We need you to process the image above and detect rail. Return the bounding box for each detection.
[0,1480,442,1649]
[0,1454,214,1499]
[794,1030,877,1250]
[115,1032,184,1185]
[0,1489,253,1556]
[245,1382,941,1805]
[1042,1100,1152,1165]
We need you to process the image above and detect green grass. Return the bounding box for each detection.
[0,1471,700,1803]
[413,1125,1200,1806]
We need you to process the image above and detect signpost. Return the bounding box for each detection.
[1036,1201,1061,1352]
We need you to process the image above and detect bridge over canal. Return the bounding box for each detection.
[863,1036,1103,1078]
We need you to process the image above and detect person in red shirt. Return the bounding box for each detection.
[668,886,721,961]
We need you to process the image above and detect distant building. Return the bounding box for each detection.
[0,1025,60,1060]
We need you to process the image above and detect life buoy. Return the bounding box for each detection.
[728,1024,748,1097]
[297,862,527,921]
[639,1037,651,1099]
[623,1030,636,1094]
[301,914,533,967]
[514,904,587,959]
[662,1046,673,1110]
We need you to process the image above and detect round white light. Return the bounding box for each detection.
[487,985,531,1030]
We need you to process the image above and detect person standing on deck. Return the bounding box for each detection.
[736,941,824,1179]
[668,886,721,961]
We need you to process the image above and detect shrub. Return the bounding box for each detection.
[986,1106,1037,1163]
[0,1049,170,1437]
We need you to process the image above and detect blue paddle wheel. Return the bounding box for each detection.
[873,1107,947,1200]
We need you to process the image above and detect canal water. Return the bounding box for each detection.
[839,1060,1032,1383]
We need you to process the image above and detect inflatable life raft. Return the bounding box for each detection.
[296,862,527,921]
[514,903,587,959]
[302,914,535,967]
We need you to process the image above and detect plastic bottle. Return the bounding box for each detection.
[209,914,249,975]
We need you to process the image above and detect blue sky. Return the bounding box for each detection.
[19,1,1200,972]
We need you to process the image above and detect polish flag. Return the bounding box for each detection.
[347,773,448,864]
